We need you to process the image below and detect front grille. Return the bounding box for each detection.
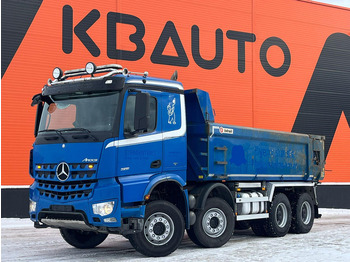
[35,162,98,202]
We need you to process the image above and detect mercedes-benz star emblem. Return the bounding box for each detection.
[56,162,70,182]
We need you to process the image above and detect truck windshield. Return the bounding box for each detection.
[38,92,119,133]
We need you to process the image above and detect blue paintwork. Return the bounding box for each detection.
[185,89,215,124]
[121,205,146,219]
[33,142,103,168]
[185,89,325,182]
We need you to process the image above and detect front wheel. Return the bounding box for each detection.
[60,228,108,249]
[187,197,234,248]
[128,200,184,257]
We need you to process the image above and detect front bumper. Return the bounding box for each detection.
[34,213,145,235]
[30,177,146,234]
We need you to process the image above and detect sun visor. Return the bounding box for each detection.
[42,77,125,96]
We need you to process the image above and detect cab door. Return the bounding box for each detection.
[117,89,162,177]
[161,93,187,174]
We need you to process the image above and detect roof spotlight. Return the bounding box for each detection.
[53,67,63,80]
[86,62,96,75]
[123,68,129,75]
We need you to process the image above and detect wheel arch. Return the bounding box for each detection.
[190,182,234,211]
[143,173,189,227]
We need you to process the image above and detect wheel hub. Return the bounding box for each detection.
[301,201,312,224]
[144,212,174,246]
[202,208,227,238]
[153,221,166,235]
[275,203,288,228]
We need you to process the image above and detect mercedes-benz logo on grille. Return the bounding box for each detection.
[56,162,70,182]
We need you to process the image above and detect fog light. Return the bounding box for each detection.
[104,217,117,223]
[29,199,36,213]
[92,201,115,216]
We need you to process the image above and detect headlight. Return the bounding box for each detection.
[92,201,115,216]
[29,199,36,213]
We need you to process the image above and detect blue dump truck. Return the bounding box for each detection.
[30,63,325,257]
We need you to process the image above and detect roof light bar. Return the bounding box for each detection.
[48,63,131,85]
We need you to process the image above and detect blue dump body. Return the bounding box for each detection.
[185,89,325,182]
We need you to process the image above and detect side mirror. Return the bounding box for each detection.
[34,102,43,137]
[31,94,42,106]
[134,92,150,132]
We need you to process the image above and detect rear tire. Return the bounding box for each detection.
[60,229,108,249]
[235,221,251,230]
[290,193,315,234]
[264,193,292,237]
[128,200,184,257]
[187,198,234,248]
[250,220,268,236]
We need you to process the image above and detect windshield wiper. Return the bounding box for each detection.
[39,129,67,142]
[59,128,98,141]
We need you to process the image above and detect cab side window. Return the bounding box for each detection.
[124,95,157,134]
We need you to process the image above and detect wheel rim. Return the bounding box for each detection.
[144,212,174,246]
[202,208,227,238]
[301,201,312,225]
[275,203,288,228]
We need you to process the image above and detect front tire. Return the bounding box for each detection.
[290,193,315,234]
[60,229,108,249]
[187,197,234,248]
[128,200,184,257]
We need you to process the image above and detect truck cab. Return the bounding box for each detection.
[30,64,189,256]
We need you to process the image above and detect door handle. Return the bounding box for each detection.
[151,160,161,169]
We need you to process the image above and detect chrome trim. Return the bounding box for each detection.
[51,70,122,85]
[236,196,269,203]
[266,182,316,202]
[41,218,95,231]
[236,213,269,221]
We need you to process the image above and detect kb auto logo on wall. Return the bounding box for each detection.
[56,162,70,182]
[61,5,291,76]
